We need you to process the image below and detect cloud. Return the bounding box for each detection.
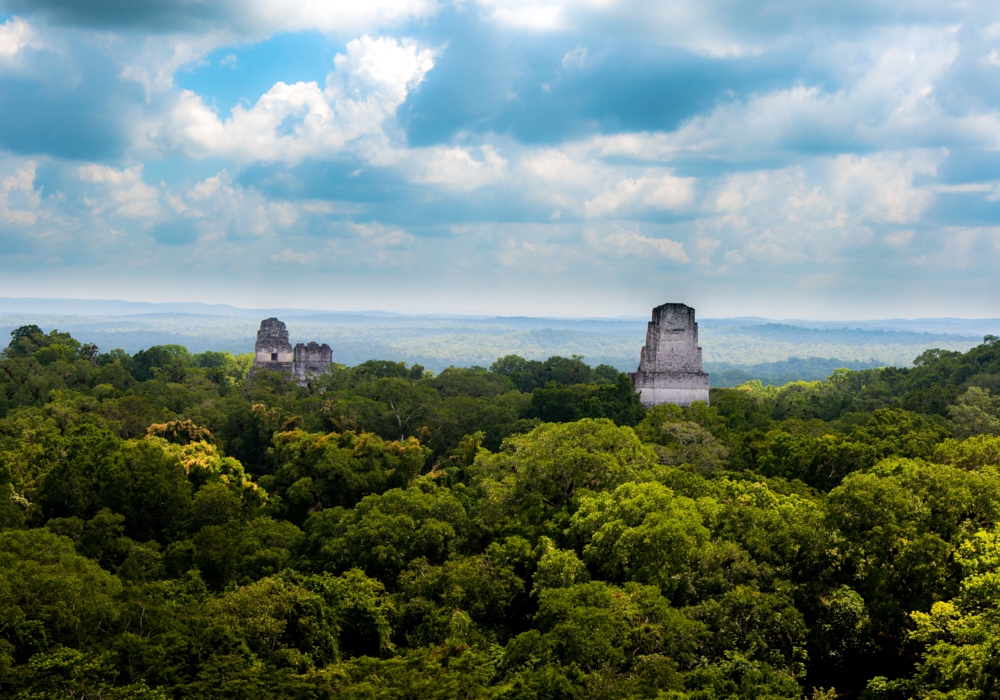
[904,226,1000,269]
[271,248,318,264]
[171,171,301,239]
[522,148,601,188]
[4,0,1000,316]
[0,160,41,225]
[77,164,162,219]
[593,227,689,262]
[694,235,720,265]
[348,221,414,247]
[829,152,938,224]
[884,230,915,248]
[582,27,983,164]
[473,0,962,56]
[561,46,587,70]
[583,171,695,217]
[2,0,440,38]
[151,35,438,165]
[401,144,508,190]
[120,37,222,98]
[145,34,510,190]
[0,17,34,59]
[692,150,943,266]
[322,221,416,268]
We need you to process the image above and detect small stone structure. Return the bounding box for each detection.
[293,341,333,383]
[250,318,332,384]
[629,303,710,407]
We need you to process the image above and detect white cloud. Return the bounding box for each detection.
[348,221,414,247]
[175,171,301,238]
[713,172,769,212]
[120,36,224,99]
[694,235,720,265]
[0,17,34,59]
[234,0,440,38]
[401,144,509,190]
[146,35,511,190]
[904,227,1000,268]
[152,35,438,166]
[690,151,941,265]
[106,0,441,99]
[884,230,915,247]
[78,164,162,219]
[473,0,962,57]
[271,248,318,264]
[66,165,306,245]
[829,152,938,224]
[591,227,689,263]
[522,148,601,187]
[470,0,764,56]
[475,0,574,32]
[561,46,588,69]
[0,160,41,225]
[583,171,695,217]
[583,28,986,163]
[325,221,417,267]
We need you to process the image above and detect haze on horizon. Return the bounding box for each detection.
[1,1,1000,319]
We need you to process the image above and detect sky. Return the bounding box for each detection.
[1,1,1000,319]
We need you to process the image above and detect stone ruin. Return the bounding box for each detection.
[250,318,332,384]
[629,303,710,407]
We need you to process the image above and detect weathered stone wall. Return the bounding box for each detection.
[250,318,332,383]
[293,342,333,383]
[250,318,294,375]
[630,303,710,407]
[253,318,293,361]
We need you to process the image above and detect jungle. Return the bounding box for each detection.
[3,324,1000,699]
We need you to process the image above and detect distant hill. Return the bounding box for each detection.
[0,297,996,383]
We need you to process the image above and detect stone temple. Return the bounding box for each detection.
[250,318,332,384]
[629,303,710,407]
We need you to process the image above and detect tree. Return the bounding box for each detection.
[264,429,428,522]
[305,481,468,585]
[949,386,1000,438]
[472,419,659,509]
[827,457,1000,672]
[907,527,1000,699]
[636,408,729,474]
[0,529,122,653]
[570,482,709,602]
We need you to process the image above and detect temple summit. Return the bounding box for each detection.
[250,318,332,384]
[629,303,710,407]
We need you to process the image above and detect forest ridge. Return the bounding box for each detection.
[4,324,1000,698]
[0,308,988,380]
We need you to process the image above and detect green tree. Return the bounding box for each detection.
[263,429,428,523]
[305,481,468,585]
[949,386,1000,438]
[472,419,659,510]
[0,529,122,655]
[570,481,709,602]
[907,527,1000,699]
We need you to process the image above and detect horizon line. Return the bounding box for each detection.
[1,296,1000,324]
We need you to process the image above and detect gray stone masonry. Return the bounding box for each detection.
[629,303,710,407]
[250,318,332,384]
[293,341,333,383]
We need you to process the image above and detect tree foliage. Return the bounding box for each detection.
[3,327,1000,697]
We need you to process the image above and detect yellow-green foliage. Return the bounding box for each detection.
[4,329,1000,698]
